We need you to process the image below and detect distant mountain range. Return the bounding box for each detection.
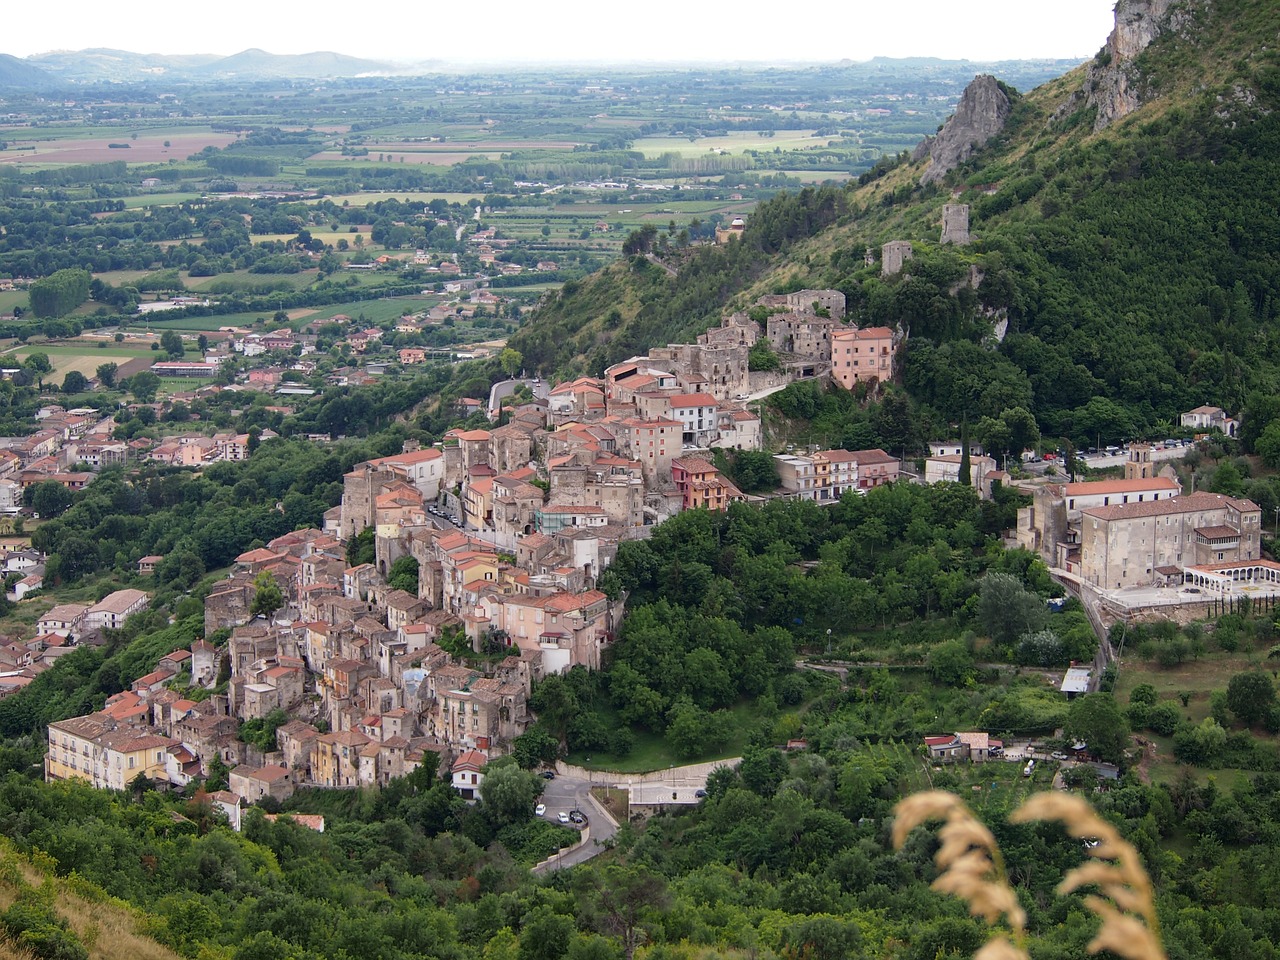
[0,47,403,85]
[0,46,1087,88]
[0,53,53,89]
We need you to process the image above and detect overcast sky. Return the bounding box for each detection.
[6,0,1116,64]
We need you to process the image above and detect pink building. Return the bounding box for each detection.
[830,326,894,389]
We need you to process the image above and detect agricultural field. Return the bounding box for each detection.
[0,130,239,166]
[121,192,205,209]
[308,191,484,206]
[306,151,505,166]
[7,342,157,380]
[630,130,826,157]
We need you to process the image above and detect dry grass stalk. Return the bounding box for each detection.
[893,791,1029,960]
[1011,792,1167,960]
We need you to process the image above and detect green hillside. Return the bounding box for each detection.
[513,0,1280,442]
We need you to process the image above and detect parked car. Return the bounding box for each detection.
[535,804,546,817]
[557,811,570,824]
[1051,752,1069,761]
[569,811,585,824]
[541,770,556,780]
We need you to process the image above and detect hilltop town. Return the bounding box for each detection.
[28,281,923,807]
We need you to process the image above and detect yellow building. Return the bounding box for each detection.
[312,730,370,788]
[46,715,177,791]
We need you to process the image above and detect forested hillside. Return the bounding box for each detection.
[516,0,1280,444]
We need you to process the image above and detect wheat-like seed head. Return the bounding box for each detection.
[1011,792,1166,960]
[893,790,1028,957]
[974,938,1031,960]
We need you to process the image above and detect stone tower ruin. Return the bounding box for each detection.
[940,203,970,245]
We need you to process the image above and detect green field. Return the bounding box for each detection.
[122,192,203,209]
[0,291,25,315]
[309,192,485,206]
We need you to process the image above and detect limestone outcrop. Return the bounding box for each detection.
[917,75,1012,186]
[1062,0,1197,131]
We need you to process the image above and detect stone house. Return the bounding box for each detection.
[229,764,295,804]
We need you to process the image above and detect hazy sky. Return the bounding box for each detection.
[7,0,1117,64]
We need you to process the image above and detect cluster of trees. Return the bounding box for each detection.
[27,268,90,319]
[6,712,1278,960]
[27,438,350,587]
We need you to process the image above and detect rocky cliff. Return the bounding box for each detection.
[1064,0,1199,130]
[916,74,1012,186]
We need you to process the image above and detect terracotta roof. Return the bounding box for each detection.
[1195,525,1241,539]
[667,392,718,407]
[831,325,893,339]
[845,449,896,465]
[89,589,149,616]
[452,749,487,772]
[1083,491,1259,521]
[1063,477,1180,496]
[250,764,292,782]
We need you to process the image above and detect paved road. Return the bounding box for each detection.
[533,773,618,872]
[488,377,549,419]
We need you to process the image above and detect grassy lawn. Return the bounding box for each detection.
[0,291,25,315]
[129,315,245,332]
[566,696,813,773]
[1114,650,1265,721]
[156,378,208,393]
[1114,632,1280,782]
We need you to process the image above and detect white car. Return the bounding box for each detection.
[535,804,546,816]
[1051,752,1069,761]
[557,811,570,824]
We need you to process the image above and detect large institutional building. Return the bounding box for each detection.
[1018,444,1268,592]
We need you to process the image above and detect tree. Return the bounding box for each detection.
[511,728,560,769]
[129,371,161,403]
[388,555,419,594]
[748,339,781,372]
[23,352,51,375]
[1226,671,1276,728]
[927,639,975,685]
[161,330,185,358]
[499,347,523,379]
[477,757,542,825]
[346,527,375,567]
[586,864,669,960]
[1064,693,1129,765]
[24,481,74,519]
[28,268,90,318]
[530,675,580,746]
[726,450,779,494]
[977,572,1047,649]
[250,571,284,620]
[61,370,88,394]
[96,362,118,388]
